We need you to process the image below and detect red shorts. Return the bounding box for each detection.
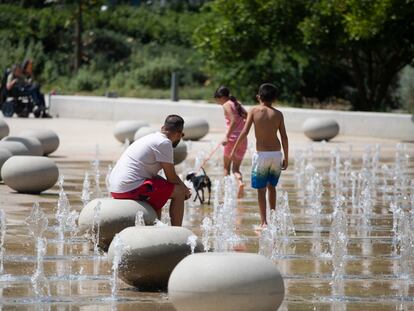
[111,176,175,211]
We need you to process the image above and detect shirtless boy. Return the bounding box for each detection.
[231,83,289,227]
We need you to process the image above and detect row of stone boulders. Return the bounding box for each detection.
[113,117,208,166]
[78,197,284,309]
[113,117,209,144]
[0,122,60,193]
[113,116,340,145]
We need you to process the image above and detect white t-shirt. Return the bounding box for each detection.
[109,132,173,193]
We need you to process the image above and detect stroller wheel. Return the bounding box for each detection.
[17,108,29,118]
[2,100,15,117]
[33,106,41,118]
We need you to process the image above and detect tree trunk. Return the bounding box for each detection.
[350,52,370,111]
[350,49,411,111]
[74,0,83,72]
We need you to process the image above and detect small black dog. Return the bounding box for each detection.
[186,167,212,204]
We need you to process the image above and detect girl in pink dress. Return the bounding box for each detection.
[214,86,248,197]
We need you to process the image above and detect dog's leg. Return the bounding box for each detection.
[197,188,204,204]
[207,185,211,205]
[201,188,205,203]
[194,187,202,203]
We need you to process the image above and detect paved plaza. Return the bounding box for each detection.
[0,115,413,310]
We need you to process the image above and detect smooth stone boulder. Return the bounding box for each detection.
[19,129,60,155]
[173,140,187,165]
[0,148,13,181]
[1,156,59,193]
[78,198,157,250]
[134,126,157,141]
[168,252,285,311]
[302,118,339,141]
[114,120,149,143]
[0,118,9,139]
[108,226,203,290]
[183,117,209,141]
[2,136,43,156]
[0,141,30,155]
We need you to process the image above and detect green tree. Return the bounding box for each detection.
[300,0,414,111]
[194,0,414,110]
[193,0,309,102]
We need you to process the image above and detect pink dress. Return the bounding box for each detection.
[223,100,248,161]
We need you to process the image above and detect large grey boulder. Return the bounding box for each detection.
[107,226,203,290]
[173,140,187,165]
[302,118,340,141]
[0,118,9,139]
[168,252,285,311]
[19,129,60,155]
[114,120,149,143]
[183,118,209,141]
[2,136,43,156]
[78,198,157,250]
[0,141,30,155]
[1,156,59,193]
[0,148,13,181]
[134,126,157,141]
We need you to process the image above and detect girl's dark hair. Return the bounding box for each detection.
[214,86,247,119]
[21,59,32,72]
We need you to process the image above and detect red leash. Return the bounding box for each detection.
[196,142,222,173]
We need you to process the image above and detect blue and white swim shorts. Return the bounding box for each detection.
[251,151,283,189]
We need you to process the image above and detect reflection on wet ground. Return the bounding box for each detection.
[0,143,413,311]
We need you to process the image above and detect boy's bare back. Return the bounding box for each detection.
[230,83,289,170]
[250,105,284,152]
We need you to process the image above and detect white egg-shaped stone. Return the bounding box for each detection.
[0,141,30,155]
[173,140,187,165]
[302,118,340,141]
[2,136,43,156]
[19,129,60,155]
[134,126,157,141]
[183,118,209,141]
[0,148,13,181]
[78,198,157,250]
[114,120,149,143]
[1,156,59,193]
[168,252,285,311]
[0,118,9,139]
[107,226,203,290]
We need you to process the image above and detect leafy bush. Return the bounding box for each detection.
[133,56,183,88]
[84,29,132,64]
[70,68,106,92]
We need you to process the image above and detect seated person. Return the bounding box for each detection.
[21,59,49,117]
[6,64,27,96]
[108,115,191,226]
